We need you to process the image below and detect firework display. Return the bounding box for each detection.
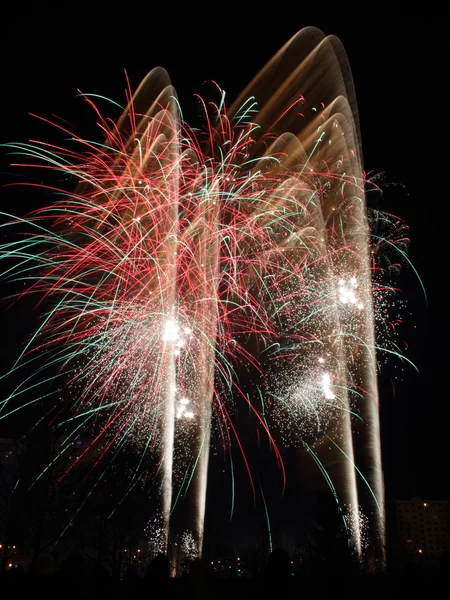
[0,27,413,570]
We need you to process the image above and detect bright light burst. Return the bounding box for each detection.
[179,531,199,563]
[0,26,418,570]
[146,512,166,558]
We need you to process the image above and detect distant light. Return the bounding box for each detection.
[423,503,428,507]
[8,563,12,568]
[418,549,423,554]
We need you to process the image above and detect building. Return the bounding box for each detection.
[391,497,450,566]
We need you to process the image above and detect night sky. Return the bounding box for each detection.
[1,9,446,526]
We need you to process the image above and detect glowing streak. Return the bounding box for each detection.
[259,479,273,554]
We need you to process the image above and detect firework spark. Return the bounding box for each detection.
[0,26,416,571]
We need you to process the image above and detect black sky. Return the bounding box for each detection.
[1,10,446,505]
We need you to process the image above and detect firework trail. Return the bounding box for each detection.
[0,27,414,570]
